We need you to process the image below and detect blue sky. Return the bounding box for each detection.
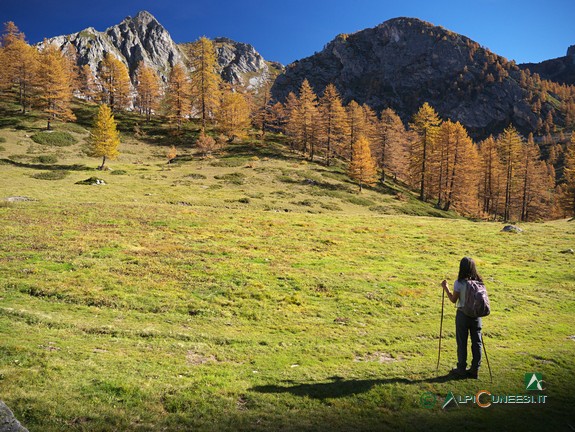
[1,0,574,65]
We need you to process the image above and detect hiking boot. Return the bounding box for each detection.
[449,368,467,378]
[466,368,478,379]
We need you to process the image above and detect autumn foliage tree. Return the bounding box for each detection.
[0,22,37,113]
[189,37,221,130]
[318,84,347,166]
[135,62,161,121]
[478,135,505,218]
[78,65,98,101]
[88,104,120,170]
[498,125,523,221]
[562,133,575,216]
[348,135,378,192]
[375,108,408,183]
[99,53,131,111]
[217,87,251,139]
[517,134,554,221]
[195,130,220,156]
[164,63,192,130]
[287,79,319,160]
[409,102,441,200]
[35,42,76,129]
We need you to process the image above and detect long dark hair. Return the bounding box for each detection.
[457,257,482,282]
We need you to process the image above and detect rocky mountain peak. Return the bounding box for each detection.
[567,45,575,57]
[105,10,182,76]
[39,10,277,92]
[272,17,547,139]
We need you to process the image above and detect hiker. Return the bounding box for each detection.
[441,257,483,379]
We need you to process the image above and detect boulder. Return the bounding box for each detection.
[0,401,28,432]
[501,225,523,233]
[75,177,106,185]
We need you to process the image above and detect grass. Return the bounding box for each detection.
[0,102,573,431]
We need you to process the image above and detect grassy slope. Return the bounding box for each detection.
[0,104,574,431]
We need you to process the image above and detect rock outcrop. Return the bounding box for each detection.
[271,18,554,139]
[214,37,273,90]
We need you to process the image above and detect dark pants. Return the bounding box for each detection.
[456,309,482,371]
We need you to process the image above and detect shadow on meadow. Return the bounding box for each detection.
[0,158,91,172]
[250,374,461,400]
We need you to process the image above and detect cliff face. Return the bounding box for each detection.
[214,37,277,90]
[38,11,277,91]
[271,18,548,139]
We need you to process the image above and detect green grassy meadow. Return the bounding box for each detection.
[1,105,574,431]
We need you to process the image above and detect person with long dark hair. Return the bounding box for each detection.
[441,257,483,378]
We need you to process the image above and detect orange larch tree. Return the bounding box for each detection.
[164,63,192,131]
[375,107,408,183]
[348,135,378,192]
[135,62,161,121]
[98,53,131,111]
[318,83,348,166]
[35,42,76,129]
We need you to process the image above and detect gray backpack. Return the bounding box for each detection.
[461,280,491,318]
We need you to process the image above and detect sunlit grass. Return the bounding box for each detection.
[0,103,573,431]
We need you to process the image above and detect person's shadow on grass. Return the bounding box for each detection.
[250,373,460,400]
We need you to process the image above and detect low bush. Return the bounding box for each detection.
[214,172,246,185]
[31,171,69,180]
[31,131,78,147]
[37,155,58,164]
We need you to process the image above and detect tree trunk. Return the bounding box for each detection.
[99,155,107,170]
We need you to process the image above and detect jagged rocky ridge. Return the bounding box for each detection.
[271,17,560,139]
[39,11,276,90]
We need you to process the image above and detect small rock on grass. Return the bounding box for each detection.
[501,225,523,233]
[0,401,29,432]
[4,196,34,202]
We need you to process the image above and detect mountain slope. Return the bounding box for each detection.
[271,17,562,139]
[520,45,575,86]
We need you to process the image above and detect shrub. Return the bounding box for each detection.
[214,172,246,185]
[210,158,248,167]
[196,131,221,156]
[31,171,69,180]
[111,170,127,175]
[185,173,207,180]
[31,131,78,147]
[37,155,58,164]
[0,137,6,143]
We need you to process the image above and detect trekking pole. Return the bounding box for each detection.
[482,333,493,383]
[436,287,445,371]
